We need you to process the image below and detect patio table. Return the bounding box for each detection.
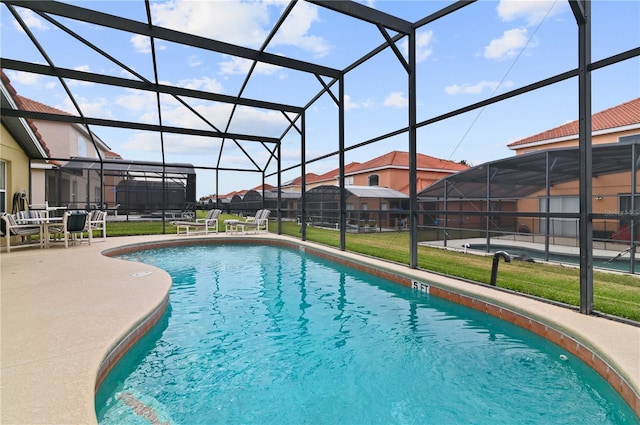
[17,217,64,248]
[224,219,246,234]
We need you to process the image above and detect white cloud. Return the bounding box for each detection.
[271,1,331,58]
[497,0,562,27]
[219,56,282,76]
[162,102,233,131]
[6,70,41,86]
[188,55,202,67]
[68,65,94,87]
[484,28,529,60]
[126,132,224,155]
[130,34,151,54]
[384,91,407,108]
[415,30,435,62]
[400,29,434,63]
[149,0,330,58]
[445,80,508,95]
[150,0,270,47]
[13,9,48,32]
[344,94,374,110]
[129,34,166,54]
[177,77,224,93]
[115,90,157,115]
[228,105,290,135]
[60,97,114,119]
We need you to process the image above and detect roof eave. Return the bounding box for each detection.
[0,84,49,159]
[508,123,640,151]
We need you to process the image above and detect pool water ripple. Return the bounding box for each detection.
[96,244,639,425]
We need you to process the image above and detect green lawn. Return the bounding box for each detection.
[102,213,640,322]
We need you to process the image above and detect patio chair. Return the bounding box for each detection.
[87,210,107,241]
[242,209,271,233]
[171,209,221,235]
[1,212,44,253]
[48,210,91,248]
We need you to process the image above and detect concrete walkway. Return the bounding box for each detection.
[1,233,638,424]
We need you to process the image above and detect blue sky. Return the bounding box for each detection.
[2,0,639,198]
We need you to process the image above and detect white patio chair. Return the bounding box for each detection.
[171,209,221,235]
[1,212,44,252]
[87,210,107,241]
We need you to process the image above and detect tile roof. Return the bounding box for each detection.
[285,173,314,186]
[347,150,468,174]
[1,71,52,158]
[250,183,275,191]
[308,162,361,183]
[508,97,640,148]
[104,151,123,159]
[14,94,72,116]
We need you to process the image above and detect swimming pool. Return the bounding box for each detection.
[96,243,639,424]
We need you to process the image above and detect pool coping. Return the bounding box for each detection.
[1,233,639,423]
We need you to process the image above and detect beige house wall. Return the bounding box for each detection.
[30,168,47,205]
[350,168,451,193]
[32,120,99,159]
[515,171,638,234]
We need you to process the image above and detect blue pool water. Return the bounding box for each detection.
[96,244,639,424]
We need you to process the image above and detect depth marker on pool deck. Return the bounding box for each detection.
[412,280,430,294]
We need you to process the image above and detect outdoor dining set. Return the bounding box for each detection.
[1,203,106,253]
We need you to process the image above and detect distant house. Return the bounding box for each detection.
[419,98,640,242]
[222,150,467,226]
[508,98,640,240]
[304,185,409,231]
[286,150,468,195]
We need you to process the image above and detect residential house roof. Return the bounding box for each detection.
[15,95,71,117]
[346,150,468,175]
[251,183,275,192]
[1,71,50,159]
[308,162,361,184]
[284,173,319,187]
[507,97,640,148]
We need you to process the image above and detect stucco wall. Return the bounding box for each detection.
[515,171,638,235]
[1,125,30,213]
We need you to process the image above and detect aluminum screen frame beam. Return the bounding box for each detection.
[307,0,413,34]
[571,0,594,315]
[1,59,304,115]
[3,0,341,79]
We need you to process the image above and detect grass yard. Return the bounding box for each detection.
[101,213,640,322]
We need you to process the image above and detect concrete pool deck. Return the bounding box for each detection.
[1,233,639,424]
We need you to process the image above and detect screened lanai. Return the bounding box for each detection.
[304,185,409,232]
[2,0,639,316]
[418,141,640,273]
[53,159,196,216]
[229,189,300,219]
